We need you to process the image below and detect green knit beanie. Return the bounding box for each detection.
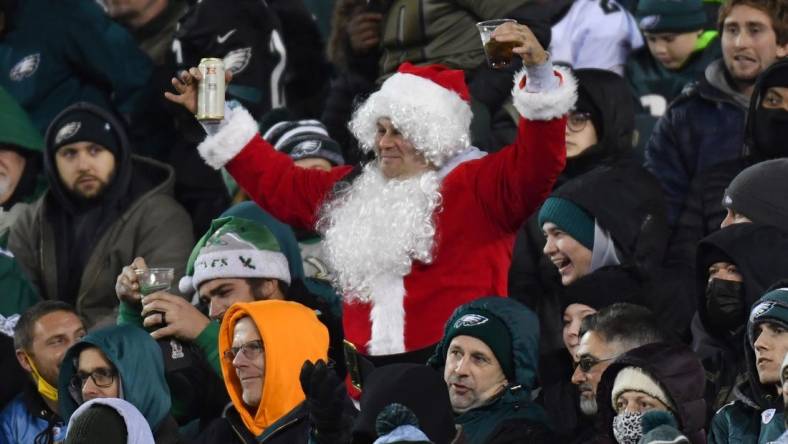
[0,87,44,153]
[178,216,291,293]
[538,197,595,250]
[636,0,707,33]
[445,309,514,380]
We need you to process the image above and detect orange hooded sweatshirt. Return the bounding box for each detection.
[219,300,329,437]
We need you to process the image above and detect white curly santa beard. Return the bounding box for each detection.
[319,163,441,300]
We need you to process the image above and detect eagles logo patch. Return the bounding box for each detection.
[9,54,41,81]
[291,140,322,158]
[223,48,252,75]
[54,122,81,146]
[454,314,489,328]
[638,15,661,31]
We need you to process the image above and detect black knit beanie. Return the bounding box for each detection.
[722,159,788,229]
[48,108,121,157]
[65,404,128,444]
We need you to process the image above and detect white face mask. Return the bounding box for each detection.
[613,411,643,444]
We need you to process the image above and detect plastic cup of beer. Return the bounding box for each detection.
[476,19,517,69]
[135,267,174,296]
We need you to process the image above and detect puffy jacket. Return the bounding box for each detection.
[593,342,707,444]
[57,324,182,443]
[665,59,788,270]
[8,103,193,327]
[644,59,749,225]
[428,297,554,444]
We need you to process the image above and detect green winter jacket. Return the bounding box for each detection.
[57,324,173,434]
[9,155,193,327]
[625,31,721,117]
[378,0,532,75]
[0,248,39,317]
[0,86,47,245]
[428,297,552,444]
[0,0,152,133]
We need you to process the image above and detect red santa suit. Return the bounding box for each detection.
[195,61,577,358]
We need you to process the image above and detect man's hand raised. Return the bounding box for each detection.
[164,67,233,114]
[491,22,548,67]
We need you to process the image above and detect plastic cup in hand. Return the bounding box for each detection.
[477,19,517,69]
[136,268,174,296]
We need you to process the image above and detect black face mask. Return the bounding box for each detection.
[705,278,745,333]
[753,107,788,158]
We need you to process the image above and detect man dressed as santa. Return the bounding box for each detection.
[166,22,576,368]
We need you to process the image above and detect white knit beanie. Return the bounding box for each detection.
[612,367,675,412]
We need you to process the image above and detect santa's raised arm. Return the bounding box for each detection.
[166,22,575,367]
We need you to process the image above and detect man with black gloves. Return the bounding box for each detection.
[195,300,349,444]
[8,102,193,327]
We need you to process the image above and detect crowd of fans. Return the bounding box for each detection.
[0,0,787,442]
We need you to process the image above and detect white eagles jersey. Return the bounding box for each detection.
[550,0,643,75]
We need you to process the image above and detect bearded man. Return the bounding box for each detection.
[167,23,576,368]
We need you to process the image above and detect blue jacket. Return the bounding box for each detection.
[644,59,748,224]
[0,390,66,444]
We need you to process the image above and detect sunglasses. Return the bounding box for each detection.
[223,340,264,362]
[574,355,616,373]
[70,368,117,391]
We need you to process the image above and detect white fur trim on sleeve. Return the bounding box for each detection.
[512,65,578,121]
[196,106,259,169]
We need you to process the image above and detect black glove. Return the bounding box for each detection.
[300,359,351,444]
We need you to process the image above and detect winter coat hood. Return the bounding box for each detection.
[696,223,788,335]
[66,397,155,444]
[0,86,43,154]
[428,297,548,442]
[550,163,669,270]
[596,342,707,444]
[562,69,635,179]
[744,59,788,159]
[58,324,172,430]
[218,300,328,437]
[43,102,132,214]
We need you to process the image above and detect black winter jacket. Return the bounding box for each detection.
[644,59,749,225]
[666,59,788,270]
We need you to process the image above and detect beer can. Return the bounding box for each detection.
[196,58,225,121]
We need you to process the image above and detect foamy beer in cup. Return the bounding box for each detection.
[476,19,517,69]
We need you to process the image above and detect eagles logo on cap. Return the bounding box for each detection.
[750,301,776,323]
[291,140,322,158]
[639,15,661,30]
[454,314,489,328]
[723,195,733,206]
[54,122,82,146]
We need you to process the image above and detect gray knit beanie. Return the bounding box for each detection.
[722,159,788,229]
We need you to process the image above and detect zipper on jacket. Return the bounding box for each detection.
[258,416,303,443]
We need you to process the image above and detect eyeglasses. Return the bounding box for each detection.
[574,355,616,373]
[223,340,263,362]
[70,368,117,391]
[567,112,592,133]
